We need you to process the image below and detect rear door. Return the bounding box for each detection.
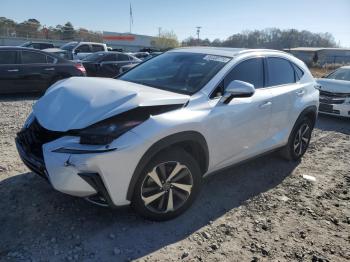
[18,50,56,92]
[98,53,119,77]
[100,53,132,77]
[208,57,273,169]
[0,50,22,94]
[266,57,305,146]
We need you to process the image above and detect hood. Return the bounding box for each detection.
[33,77,189,132]
[316,78,350,94]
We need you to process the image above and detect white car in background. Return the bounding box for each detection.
[60,41,108,60]
[16,47,319,220]
[317,66,350,117]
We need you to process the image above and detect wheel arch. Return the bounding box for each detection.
[126,131,209,201]
[295,105,318,128]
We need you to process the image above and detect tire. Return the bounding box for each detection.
[280,117,313,161]
[131,147,202,221]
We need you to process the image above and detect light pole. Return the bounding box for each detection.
[196,26,201,46]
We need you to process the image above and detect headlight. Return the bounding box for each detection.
[79,119,143,145]
[77,104,185,145]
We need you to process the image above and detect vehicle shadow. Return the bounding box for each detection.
[316,114,350,134]
[0,153,297,261]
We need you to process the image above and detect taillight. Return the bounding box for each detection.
[75,64,86,74]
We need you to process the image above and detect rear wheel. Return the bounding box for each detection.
[132,148,202,221]
[281,117,313,161]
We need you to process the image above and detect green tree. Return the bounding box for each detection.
[62,22,75,40]
[153,30,179,50]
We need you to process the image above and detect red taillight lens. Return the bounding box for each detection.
[75,64,86,74]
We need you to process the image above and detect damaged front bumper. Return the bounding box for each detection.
[319,92,350,117]
[15,120,151,208]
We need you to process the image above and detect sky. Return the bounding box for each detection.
[1,0,350,47]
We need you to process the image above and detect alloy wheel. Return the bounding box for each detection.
[141,161,193,214]
[293,123,311,157]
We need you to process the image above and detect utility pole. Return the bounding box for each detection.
[196,26,201,46]
[158,27,162,37]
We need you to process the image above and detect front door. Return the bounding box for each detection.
[206,57,273,170]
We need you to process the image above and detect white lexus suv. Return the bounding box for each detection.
[16,47,319,220]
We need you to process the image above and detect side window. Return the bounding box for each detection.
[224,58,264,88]
[267,57,295,86]
[0,51,18,64]
[76,44,90,53]
[117,54,130,61]
[21,51,47,64]
[91,45,104,52]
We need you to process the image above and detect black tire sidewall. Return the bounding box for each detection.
[131,147,202,221]
[288,117,313,160]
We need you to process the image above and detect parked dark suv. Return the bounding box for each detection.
[0,47,86,94]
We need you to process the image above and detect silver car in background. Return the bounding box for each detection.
[317,66,350,117]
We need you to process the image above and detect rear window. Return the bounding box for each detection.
[0,51,17,64]
[82,52,106,62]
[102,54,117,62]
[117,54,130,61]
[267,57,295,86]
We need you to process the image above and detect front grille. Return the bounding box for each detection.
[319,90,347,105]
[319,103,340,114]
[320,90,350,98]
[320,97,345,104]
[17,119,63,159]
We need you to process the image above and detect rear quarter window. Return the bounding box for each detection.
[292,63,304,81]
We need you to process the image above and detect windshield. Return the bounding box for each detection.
[61,42,78,51]
[326,68,350,81]
[118,52,230,94]
[82,52,105,62]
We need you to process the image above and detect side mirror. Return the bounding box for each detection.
[74,49,79,54]
[220,80,255,104]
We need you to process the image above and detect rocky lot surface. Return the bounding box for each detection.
[0,95,349,262]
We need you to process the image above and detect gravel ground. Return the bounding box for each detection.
[0,95,349,262]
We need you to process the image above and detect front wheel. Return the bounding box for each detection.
[132,148,202,221]
[281,117,313,161]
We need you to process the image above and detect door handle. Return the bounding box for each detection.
[259,101,272,109]
[44,68,55,71]
[296,89,305,97]
[7,69,19,72]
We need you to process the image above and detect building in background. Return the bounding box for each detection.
[285,47,350,65]
[102,31,155,52]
